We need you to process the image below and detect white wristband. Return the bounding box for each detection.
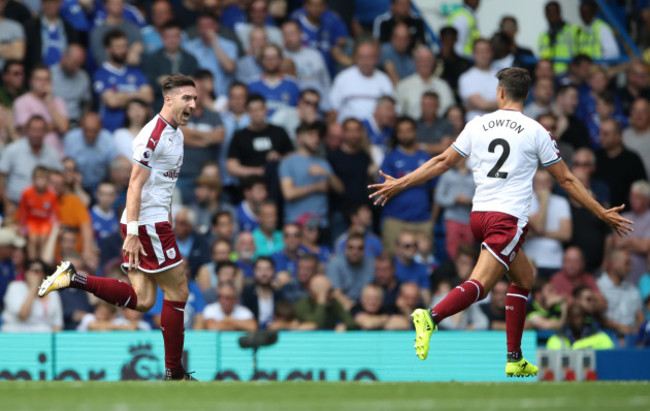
[126,221,139,236]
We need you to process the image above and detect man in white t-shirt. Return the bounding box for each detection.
[328,39,394,123]
[203,282,258,331]
[458,39,498,121]
[370,67,632,377]
[523,169,572,277]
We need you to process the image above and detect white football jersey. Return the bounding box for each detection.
[451,109,561,222]
[121,115,184,224]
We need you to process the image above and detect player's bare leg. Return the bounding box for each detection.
[503,251,538,377]
[154,263,194,381]
[125,269,158,312]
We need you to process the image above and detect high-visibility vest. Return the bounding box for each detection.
[546,332,615,350]
[447,6,480,56]
[575,18,609,59]
[538,23,576,75]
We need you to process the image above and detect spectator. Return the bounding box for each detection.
[0,0,25,71]
[173,207,211,278]
[142,21,199,111]
[204,282,258,331]
[525,279,565,331]
[489,32,528,73]
[523,78,554,121]
[236,176,267,232]
[1,259,63,332]
[294,274,357,331]
[271,222,301,286]
[268,299,315,331]
[17,166,59,259]
[247,45,301,117]
[447,0,480,57]
[414,232,437,276]
[329,39,394,123]
[140,0,177,54]
[352,283,390,330]
[561,54,592,93]
[92,29,153,132]
[434,156,475,260]
[444,105,466,137]
[416,92,455,156]
[380,116,434,255]
[0,60,25,109]
[269,88,320,143]
[92,0,147,29]
[538,1,575,76]
[113,99,151,159]
[326,232,374,310]
[62,157,91,207]
[597,249,645,338]
[297,212,332,264]
[574,285,606,325]
[436,26,473,96]
[77,301,148,331]
[90,0,144,66]
[196,256,238,300]
[363,95,395,166]
[184,13,237,98]
[252,201,283,257]
[219,82,251,199]
[108,156,131,212]
[335,203,383,258]
[327,118,373,234]
[537,112,574,165]
[387,282,423,330]
[226,94,293,188]
[480,280,507,330]
[190,175,235,236]
[51,45,91,126]
[235,0,283,50]
[551,246,605,302]
[579,70,626,148]
[280,253,318,303]
[373,253,400,311]
[90,181,119,244]
[394,230,430,303]
[280,122,343,226]
[594,119,647,208]
[23,0,80,70]
[241,256,283,329]
[373,0,425,50]
[0,115,63,216]
[13,64,69,157]
[458,39,497,121]
[209,211,237,247]
[176,74,225,203]
[575,0,619,60]
[0,228,24,313]
[380,23,415,85]
[617,61,650,117]
[290,0,351,75]
[63,112,116,193]
[499,15,535,73]
[235,27,265,84]
[615,181,650,285]
[551,84,591,151]
[546,302,615,350]
[623,98,650,177]
[233,230,256,279]
[431,243,477,291]
[430,278,487,331]
[524,169,573,278]
[281,20,330,110]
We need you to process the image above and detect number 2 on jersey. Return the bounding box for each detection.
[487,138,510,179]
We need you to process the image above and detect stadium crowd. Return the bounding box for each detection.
[0,0,649,349]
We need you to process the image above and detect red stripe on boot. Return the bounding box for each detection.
[161,299,186,370]
[506,285,529,353]
[430,279,485,323]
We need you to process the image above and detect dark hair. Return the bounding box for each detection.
[240,176,266,191]
[377,95,396,106]
[395,115,417,130]
[296,121,321,136]
[439,26,458,38]
[2,59,23,75]
[422,91,440,101]
[298,253,319,265]
[496,67,531,101]
[193,69,214,81]
[246,93,266,106]
[197,12,217,22]
[596,90,614,105]
[572,285,592,299]
[344,202,370,225]
[122,98,150,128]
[103,29,127,48]
[347,232,365,244]
[342,117,363,129]
[26,114,48,128]
[162,74,196,96]
[216,261,236,274]
[32,165,50,179]
[374,252,395,268]
[571,54,592,66]
[211,211,233,226]
[556,84,578,96]
[299,88,320,100]
[229,80,248,92]
[30,63,49,78]
[281,19,301,31]
[254,256,275,270]
[160,20,182,32]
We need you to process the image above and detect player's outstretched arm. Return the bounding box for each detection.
[546,160,634,237]
[368,146,463,206]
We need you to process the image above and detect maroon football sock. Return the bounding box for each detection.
[161,299,186,370]
[505,284,529,356]
[71,272,137,309]
[429,279,485,324]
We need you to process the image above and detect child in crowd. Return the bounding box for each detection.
[17,166,58,259]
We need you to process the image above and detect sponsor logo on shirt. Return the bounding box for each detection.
[163,168,180,179]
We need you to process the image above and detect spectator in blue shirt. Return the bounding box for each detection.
[0,228,24,314]
[297,212,332,264]
[234,230,256,279]
[63,112,116,192]
[271,222,302,286]
[92,29,153,132]
[90,181,120,244]
[326,232,375,311]
[379,116,434,255]
[394,230,430,305]
[379,23,416,85]
[290,0,351,75]
[362,95,396,166]
[184,13,238,97]
[236,176,268,232]
[335,203,383,258]
[248,45,301,117]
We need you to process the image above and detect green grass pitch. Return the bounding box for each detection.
[1,381,649,411]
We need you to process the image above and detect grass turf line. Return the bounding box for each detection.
[0,381,649,411]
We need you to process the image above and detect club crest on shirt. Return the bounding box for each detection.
[166,248,176,260]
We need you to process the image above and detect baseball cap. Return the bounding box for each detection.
[0,228,26,248]
[296,212,320,229]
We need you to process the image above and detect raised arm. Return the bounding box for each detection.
[546,160,633,236]
[368,146,463,206]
